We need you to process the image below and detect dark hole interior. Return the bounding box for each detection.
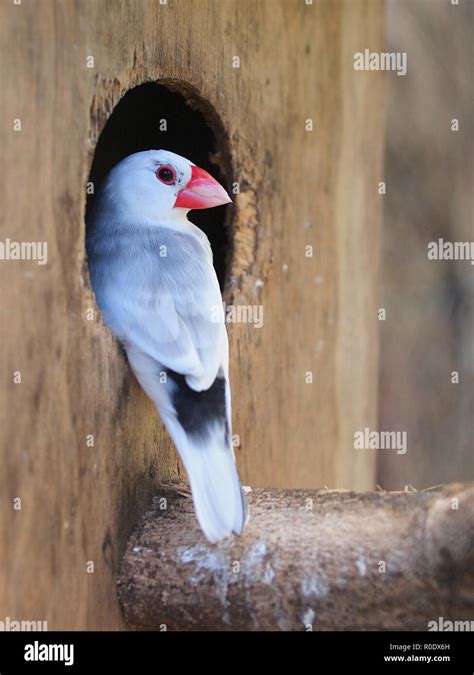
[86,82,232,288]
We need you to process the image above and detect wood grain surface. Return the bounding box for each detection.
[0,0,384,629]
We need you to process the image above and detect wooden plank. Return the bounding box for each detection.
[0,0,384,629]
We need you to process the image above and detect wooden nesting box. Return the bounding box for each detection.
[0,0,384,629]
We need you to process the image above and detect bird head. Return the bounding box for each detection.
[101,150,231,221]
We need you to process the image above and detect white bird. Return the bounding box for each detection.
[86,149,248,543]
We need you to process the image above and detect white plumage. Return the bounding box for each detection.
[87,150,248,542]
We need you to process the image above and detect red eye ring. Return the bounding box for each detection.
[156,165,176,184]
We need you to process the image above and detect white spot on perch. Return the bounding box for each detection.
[242,540,275,585]
[263,564,275,584]
[178,544,224,571]
[301,608,315,625]
[355,557,367,576]
[301,574,329,599]
[244,540,267,568]
[177,544,231,606]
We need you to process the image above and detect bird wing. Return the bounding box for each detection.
[90,222,227,392]
[88,218,246,543]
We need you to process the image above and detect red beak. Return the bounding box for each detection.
[174,166,232,210]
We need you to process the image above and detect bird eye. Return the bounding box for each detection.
[156,165,176,184]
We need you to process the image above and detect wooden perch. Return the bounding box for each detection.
[117,483,474,631]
